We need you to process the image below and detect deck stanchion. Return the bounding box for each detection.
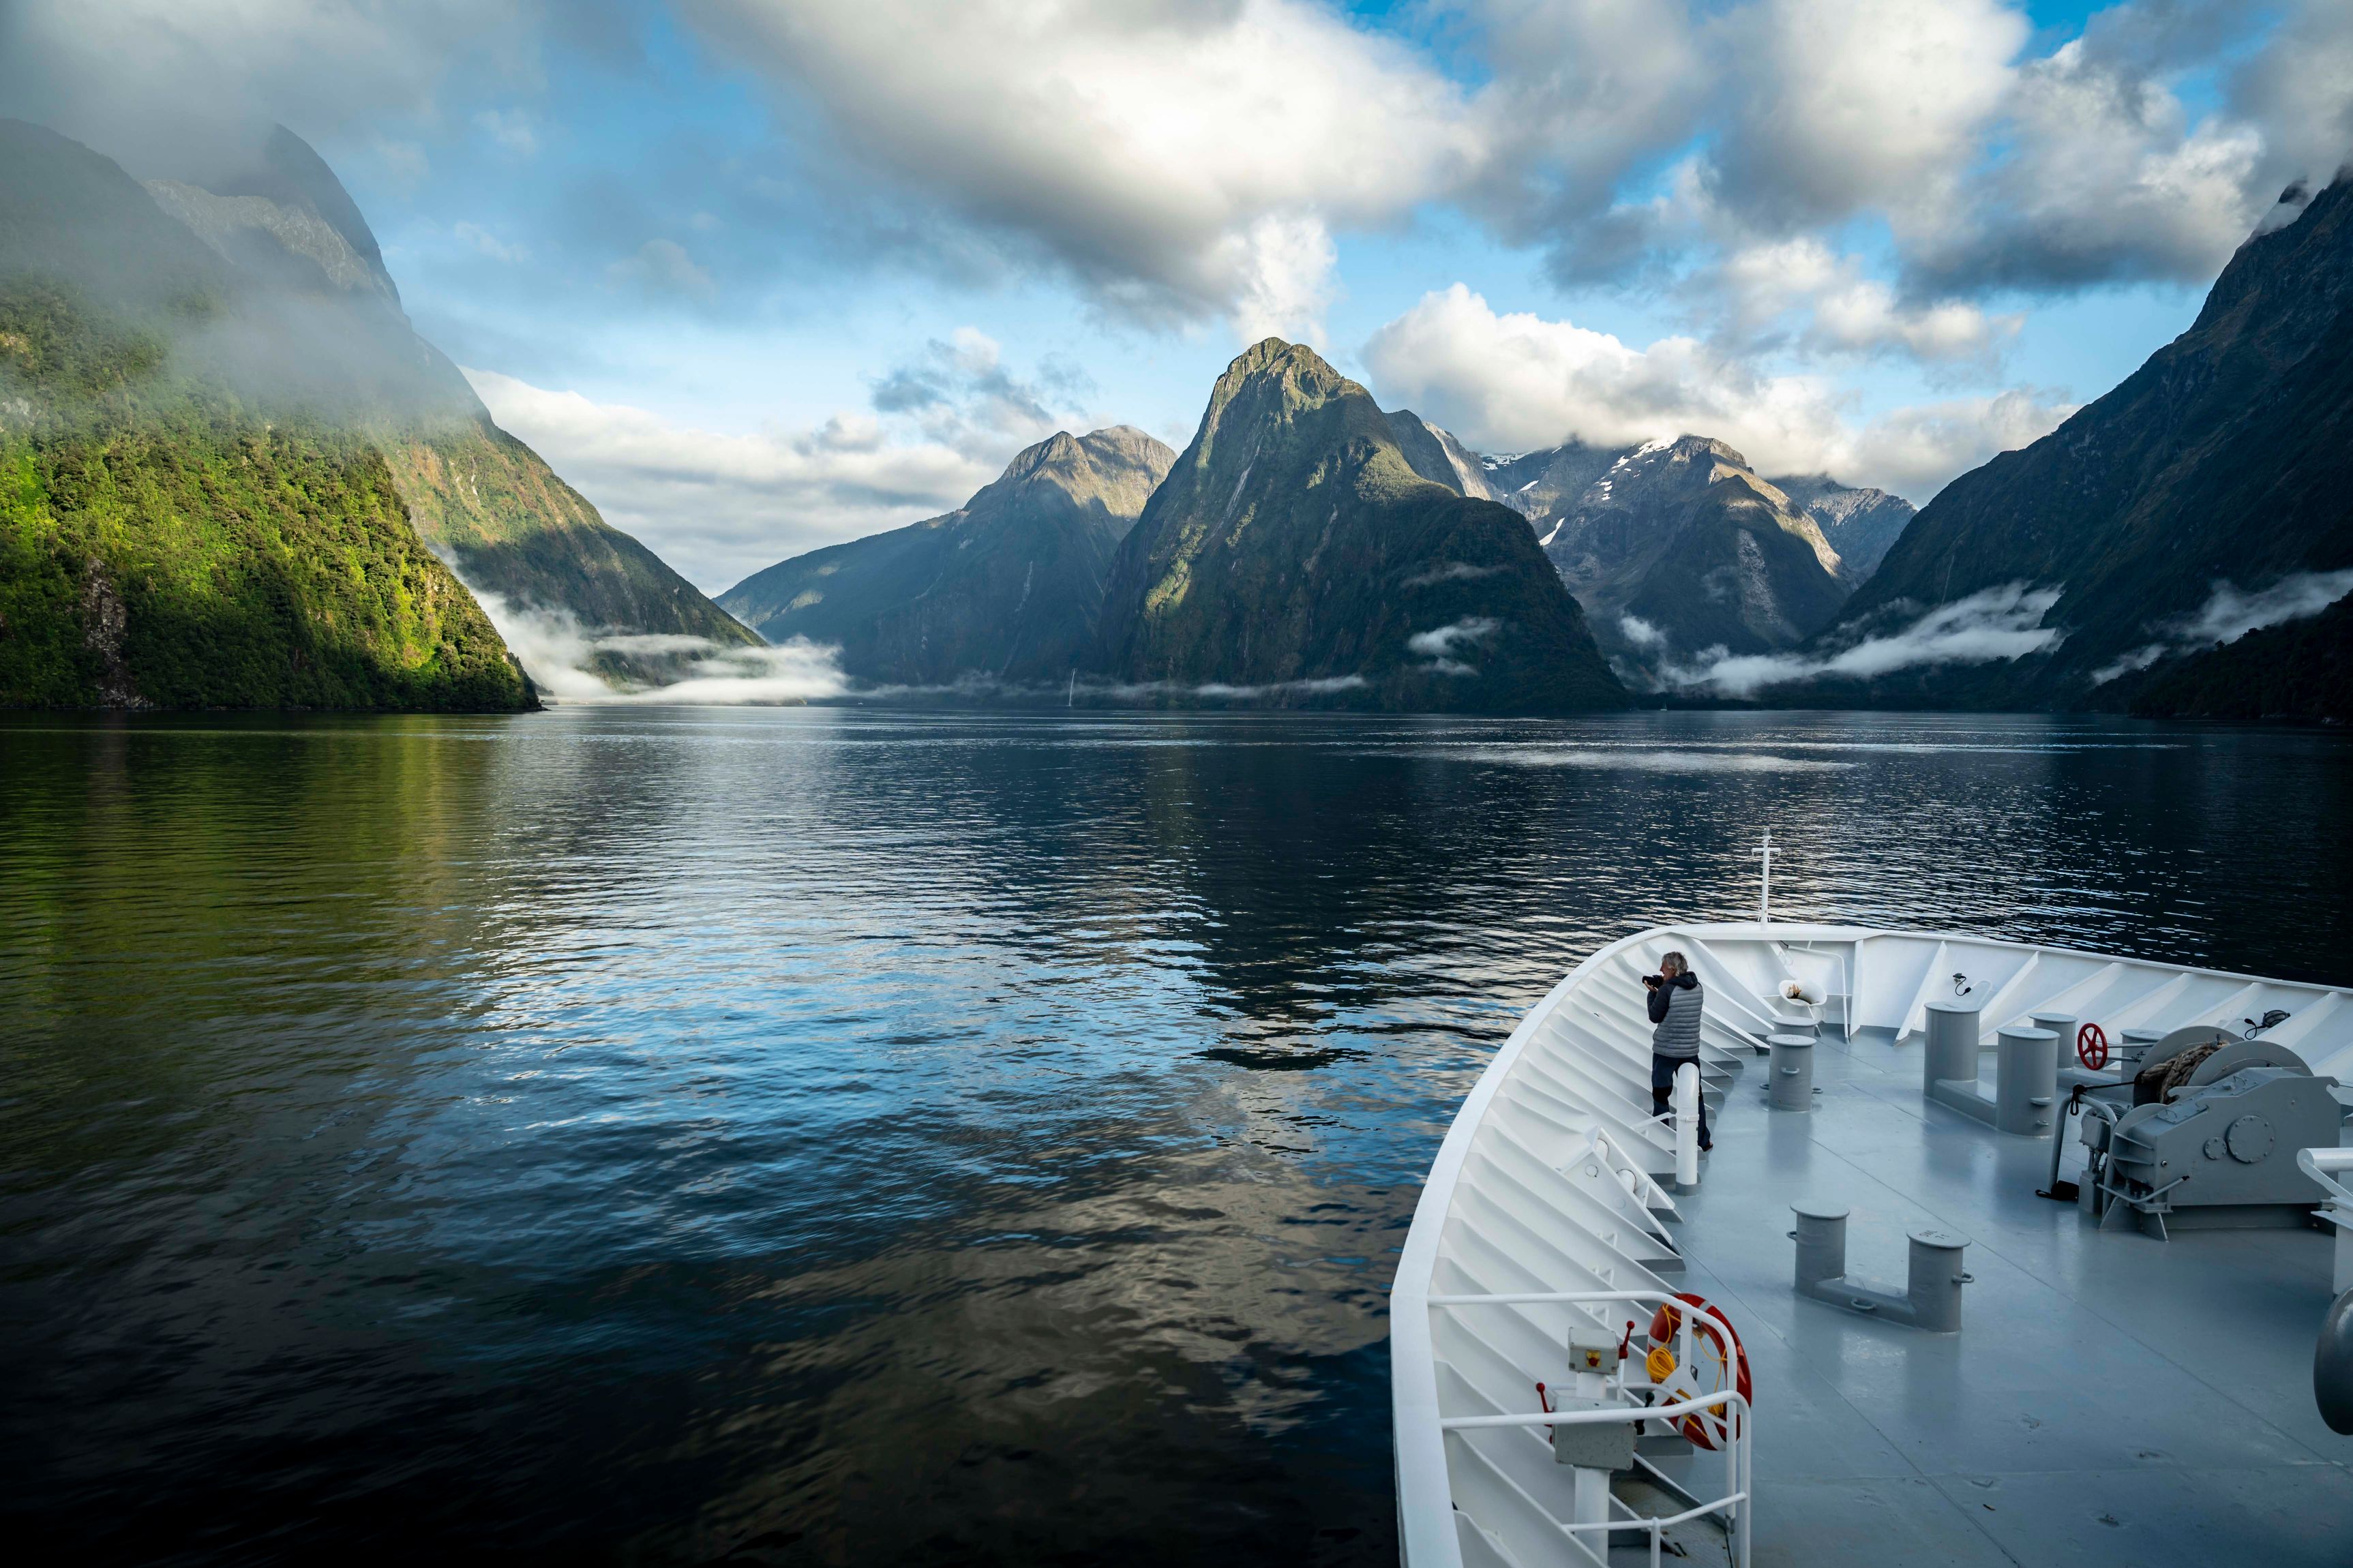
[1674,1063,1701,1192]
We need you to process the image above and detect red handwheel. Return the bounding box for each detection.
[2078,1022,2109,1070]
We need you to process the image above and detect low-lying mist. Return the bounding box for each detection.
[2092,569,2353,683]
[1655,583,2065,699]
[475,594,850,705]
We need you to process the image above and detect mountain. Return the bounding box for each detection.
[718,426,1175,687]
[1383,408,1499,500]
[1484,440,1628,523]
[132,127,757,674]
[1089,340,1627,712]
[1819,172,2353,708]
[0,121,528,711]
[1503,436,1852,678]
[1765,474,1915,585]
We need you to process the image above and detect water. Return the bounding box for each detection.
[5,708,2352,1565]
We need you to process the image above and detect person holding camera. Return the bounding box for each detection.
[1646,952,1711,1151]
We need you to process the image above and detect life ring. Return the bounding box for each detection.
[2078,1022,2110,1071]
[1644,1293,1752,1450]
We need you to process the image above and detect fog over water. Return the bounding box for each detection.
[4,708,2351,1565]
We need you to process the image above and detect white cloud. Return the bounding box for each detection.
[1407,616,1500,677]
[1907,29,2269,288]
[1715,237,2020,361]
[465,368,1004,592]
[689,0,1484,340]
[1666,582,2065,697]
[1362,285,2073,498]
[2236,0,2353,193]
[1714,0,2028,224]
[867,327,1089,457]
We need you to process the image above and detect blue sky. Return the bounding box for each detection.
[5,0,2349,592]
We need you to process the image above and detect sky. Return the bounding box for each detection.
[4,0,2350,595]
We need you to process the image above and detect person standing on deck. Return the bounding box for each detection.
[1647,952,1711,1151]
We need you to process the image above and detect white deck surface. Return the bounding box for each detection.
[1393,924,2353,1568]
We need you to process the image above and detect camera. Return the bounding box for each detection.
[1643,974,1664,989]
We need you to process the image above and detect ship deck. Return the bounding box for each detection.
[1390,924,2353,1568]
[1660,1023,2352,1567]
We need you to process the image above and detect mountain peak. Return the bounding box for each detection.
[988,425,1178,520]
[1090,337,1626,712]
[1206,337,1355,417]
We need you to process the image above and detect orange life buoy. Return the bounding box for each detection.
[1644,1293,1752,1450]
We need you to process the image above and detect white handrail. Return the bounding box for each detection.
[2300,1147,2353,1214]
[1438,1389,1747,1428]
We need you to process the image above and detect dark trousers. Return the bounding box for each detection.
[1651,1053,1710,1147]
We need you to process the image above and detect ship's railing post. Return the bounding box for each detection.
[1674,1062,1701,1192]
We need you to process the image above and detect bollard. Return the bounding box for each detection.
[1792,1201,1849,1288]
[1905,1230,1970,1331]
[1923,999,1981,1095]
[1767,1032,1816,1111]
[1791,1203,1970,1331]
[2030,1012,2076,1064]
[2121,1027,2165,1070]
[1994,1026,2058,1136]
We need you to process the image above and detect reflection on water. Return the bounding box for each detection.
[4,708,2351,1564]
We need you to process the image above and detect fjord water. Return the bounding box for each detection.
[5,709,2352,1565]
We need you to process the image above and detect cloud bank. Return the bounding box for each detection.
[1363,286,2073,498]
[2092,569,2353,682]
[465,368,1015,593]
[684,0,2353,344]
[476,592,851,704]
[1662,583,2065,697]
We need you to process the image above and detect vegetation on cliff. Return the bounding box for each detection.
[0,283,530,710]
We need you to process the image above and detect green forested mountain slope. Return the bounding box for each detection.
[0,280,528,710]
[380,421,755,646]
[2129,593,2353,721]
[719,427,1174,686]
[1090,340,1626,712]
[131,125,756,656]
[1819,173,2353,708]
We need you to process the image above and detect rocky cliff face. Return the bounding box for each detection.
[1823,173,2353,708]
[720,425,1175,687]
[1484,439,1628,525]
[1492,436,1849,680]
[1090,340,1626,712]
[1765,474,1915,585]
[1383,408,1499,500]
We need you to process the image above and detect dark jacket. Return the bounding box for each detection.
[1649,971,1703,1059]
